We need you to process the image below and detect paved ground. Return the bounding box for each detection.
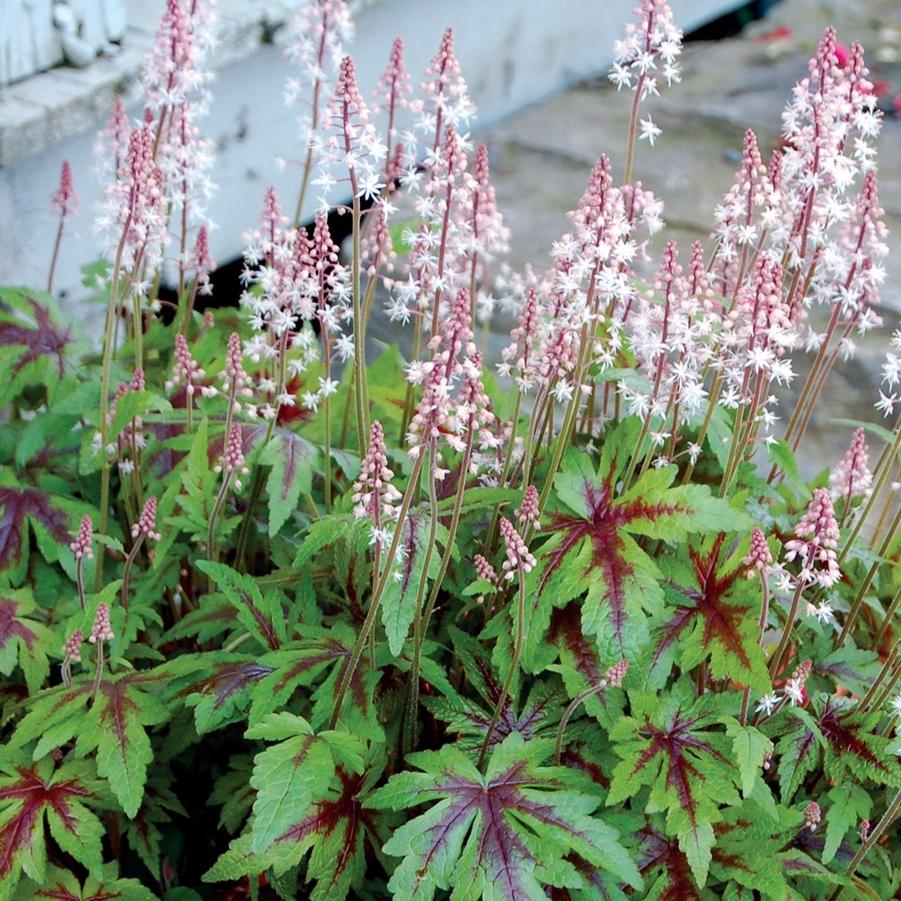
[459,0,901,474]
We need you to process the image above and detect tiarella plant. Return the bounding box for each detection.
[1,0,900,898]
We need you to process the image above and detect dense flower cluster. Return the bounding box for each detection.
[6,2,900,898]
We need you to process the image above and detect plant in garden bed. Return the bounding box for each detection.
[1,0,900,897]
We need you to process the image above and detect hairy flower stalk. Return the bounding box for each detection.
[94,123,166,587]
[48,160,78,294]
[555,660,628,764]
[771,489,840,678]
[479,517,534,767]
[60,630,83,688]
[329,450,425,728]
[326,56,384,447]
[408,346,496,749]
[70,515,94,609]
[283,0,353,223]
[207,424,248,566]
[740,528,773,724]
[826,789,901,901]
[859,642,900,713]
[89,603,115,699]
[610,0,682,185]
[122,496,160,610]
[180,224,215,332]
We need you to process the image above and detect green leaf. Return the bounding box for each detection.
[249,723,337,853]
[0,588,52,693]
[369,734,641,899]
[822,784,871,865]
[196,561,286,651]
[265,432,315,537]
[381,512,431,656]
[78,675,170,818]
[726,721,773,798]
[0,756,104,890]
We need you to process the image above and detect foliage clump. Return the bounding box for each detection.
[0,0,899,898]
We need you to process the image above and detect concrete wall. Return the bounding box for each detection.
[0,0,739,310]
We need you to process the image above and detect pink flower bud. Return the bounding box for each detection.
[132,496,161,542]
[604,659,628,688]
[743,529,773,576]
[516,485,540,528]
[89,603,114,644]
[51,160,78,219]
[70,515,94,561]
[804,800,821,831]
[474,554,498,585]
[499,517,536,580]
[62,629,83,664]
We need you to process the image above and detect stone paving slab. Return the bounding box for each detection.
[481,0,901,315]
[429,0,901,474]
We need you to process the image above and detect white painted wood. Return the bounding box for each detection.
[1,0,742,305]
[1,0,127,86]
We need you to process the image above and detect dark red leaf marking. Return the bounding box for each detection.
[179,661,273,708]
[0,487,69,570]
[541,476,684,643]
[235,588,280,651]
[818,700,887,772]
[550,604,603,688]
[403,760,602,900]
[278,769,379,894]
[632,712,729,827]
[0,767,94,880]
[637,827,701,901]
[271,641,367,713]
[0,297,71,377]
[37,886,119,901]
[652,537,751,673]
[0,597,38,653]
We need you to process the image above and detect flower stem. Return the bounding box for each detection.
[555,682,607,765]
[404,441,441,753]
[478,568,527,770]
[826,789,901,901]
[741,572,770,725]
[330,452,425,728]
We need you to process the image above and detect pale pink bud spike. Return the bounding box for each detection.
[804,800,821,832]
[830,428,872,502]
[604,659,628,688]
[516,485,540,528]
[168,333,205,395]
[51,160,78,220]
[192,225,215,294]
[62,630,83,665]
[218,425,250,489]
[132,496,161,542]
[743,528,773,577]
[70,515,94,561]
[784,489,841,588]
[474,554,498,585]
[352,421,401,531]
[89,603,114,644]
[499,517,536,580]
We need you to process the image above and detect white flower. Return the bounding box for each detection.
[756,693,780,716]
[888,692,901,718]
[808,600,835,624]
[639,117,662,147]
[784,679,805,706]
